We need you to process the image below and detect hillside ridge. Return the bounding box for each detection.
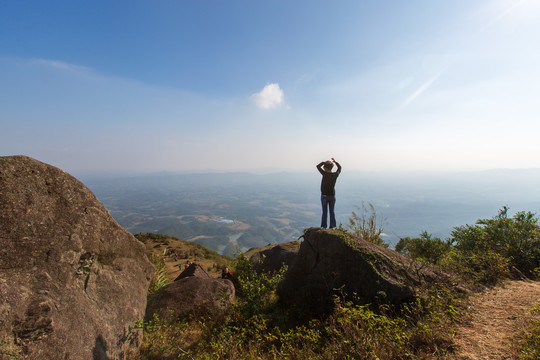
[135,233,232,280]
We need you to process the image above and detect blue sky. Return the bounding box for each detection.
[1,0,540,173]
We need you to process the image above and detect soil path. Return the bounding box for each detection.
[452,279,540,360]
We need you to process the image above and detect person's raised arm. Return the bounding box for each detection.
[332,158,342,173]
[316,161,326,175]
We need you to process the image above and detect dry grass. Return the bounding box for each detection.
[451,280,540,360]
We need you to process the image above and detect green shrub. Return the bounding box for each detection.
[395,231,451,265]
[231,254,287,317]
[440,248,510,285]
[451,207,540,277]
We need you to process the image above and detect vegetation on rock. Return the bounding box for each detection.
[346,201,389,247]
[133,258,462,359]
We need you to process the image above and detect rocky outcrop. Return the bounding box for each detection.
[145,277,235,322]
[248,241,300,273]
[0,155,155,359]
[174,263,211,281]
[278,228,451,314]
[146,263,234,322]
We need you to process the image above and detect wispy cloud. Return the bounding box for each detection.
[401,70,444,107]
[31,58,92,74]
[250,83,284,110]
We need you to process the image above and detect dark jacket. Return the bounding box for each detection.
[317,161,341,196]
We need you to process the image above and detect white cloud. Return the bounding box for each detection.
[250,83,284,109]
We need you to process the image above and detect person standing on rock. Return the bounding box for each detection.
[317,158,341,229]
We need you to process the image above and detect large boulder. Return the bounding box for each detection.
[0,155,155,359]
[146,264,234,322]
[278,228,451,314]
[248,241,300,273]
[145,278,235,322]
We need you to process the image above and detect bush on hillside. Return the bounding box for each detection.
[232,255,287,317]
[395,231,451,265]
[440,248,510,285]
[397,207,540,284]
[451,207,540,277]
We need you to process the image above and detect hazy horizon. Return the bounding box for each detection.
[81,167,540,252]
[71,164,540,178]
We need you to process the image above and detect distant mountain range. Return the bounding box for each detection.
[80,169,540,255]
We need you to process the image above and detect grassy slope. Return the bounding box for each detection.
[135,233,232,279]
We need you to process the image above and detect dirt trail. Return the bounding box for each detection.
[451,279,540,360]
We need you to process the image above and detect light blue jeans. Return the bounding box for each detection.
[321,195,336,229]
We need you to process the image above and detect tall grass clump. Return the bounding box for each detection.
[347,201,389,247]
[147,254,172,295]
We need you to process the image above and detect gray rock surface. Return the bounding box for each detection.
[145,276,235,322]
[0,155,154,359]
[278,228,450,314]
[249,241,300,273]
